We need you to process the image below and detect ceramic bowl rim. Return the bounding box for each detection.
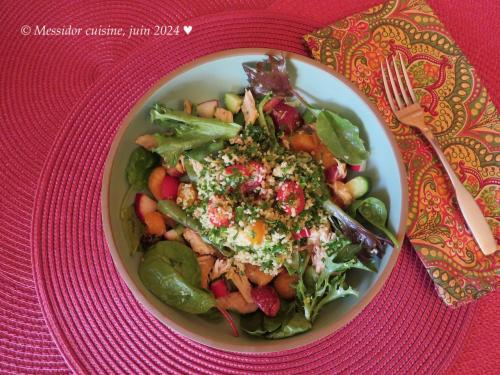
[101,48,408,353]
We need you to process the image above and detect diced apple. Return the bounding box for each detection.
[214,107,234,123]
[164,228,181,241]
[135,134,158,150]
[148,166,166,200]
[134,193,157,222]
[196,100,218,118]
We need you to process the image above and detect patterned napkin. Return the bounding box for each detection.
[304,0,499,306]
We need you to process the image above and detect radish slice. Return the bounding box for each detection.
[196,100,218,118]
[210,279,230,298]
[263,97,283,113]
[350,161,366,172]
[161,175,180,200]
[270,101,303,134]
[216,306,239,337]
[134,193,157,222]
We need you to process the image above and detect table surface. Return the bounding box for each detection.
[0,0,498,374]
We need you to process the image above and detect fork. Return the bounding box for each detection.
[381,53,497,256]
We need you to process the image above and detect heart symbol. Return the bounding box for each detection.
[183,25,192,35]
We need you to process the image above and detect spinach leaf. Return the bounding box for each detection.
[263,299,295,333]
[199,308,223,322]
[157,200,203,232]
[351,197,399,247]
[120,204,145,255]
[233,111,245,126]
[240,301,311,339]
[126,147,160,190]
[138,241,215,314]
[240,311,267,336]
[265,311,311,339]
[316,110,369,165]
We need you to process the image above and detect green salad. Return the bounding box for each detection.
[123,54,397,339]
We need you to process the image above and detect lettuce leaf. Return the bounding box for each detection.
[149,104,241,166]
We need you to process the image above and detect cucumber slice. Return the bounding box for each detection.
[224,93,243,113]
[345,176,370,199]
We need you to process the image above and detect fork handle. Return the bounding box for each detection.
[425,135,497,255]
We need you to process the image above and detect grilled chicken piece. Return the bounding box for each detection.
[227,268,254,304]
[183,228,216,255]
[329,181,353,207]
[216,292,258,314]
[183,99,192,114]
[135,134,158,150]
[241,89,258,125]
[210,259,232,280]
[197,255,215,289]
[244,264,274,286]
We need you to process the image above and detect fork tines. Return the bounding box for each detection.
[381,53,417,111]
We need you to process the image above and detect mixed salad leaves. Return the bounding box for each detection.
[122,54,398,339]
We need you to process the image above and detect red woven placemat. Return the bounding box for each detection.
[31,10,477,374]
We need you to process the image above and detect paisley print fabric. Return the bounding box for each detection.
[304,0,499,306]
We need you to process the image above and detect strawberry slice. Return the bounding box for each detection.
[242,161,266,192]
[251,285,281,317]
[276,180,305,216]
[293,228,310,240]
[208,196,233,228]
[224,164,250,176]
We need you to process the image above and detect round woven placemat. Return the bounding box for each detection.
[32,10,474,374]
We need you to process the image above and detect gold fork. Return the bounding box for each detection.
[381,53,496,256]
